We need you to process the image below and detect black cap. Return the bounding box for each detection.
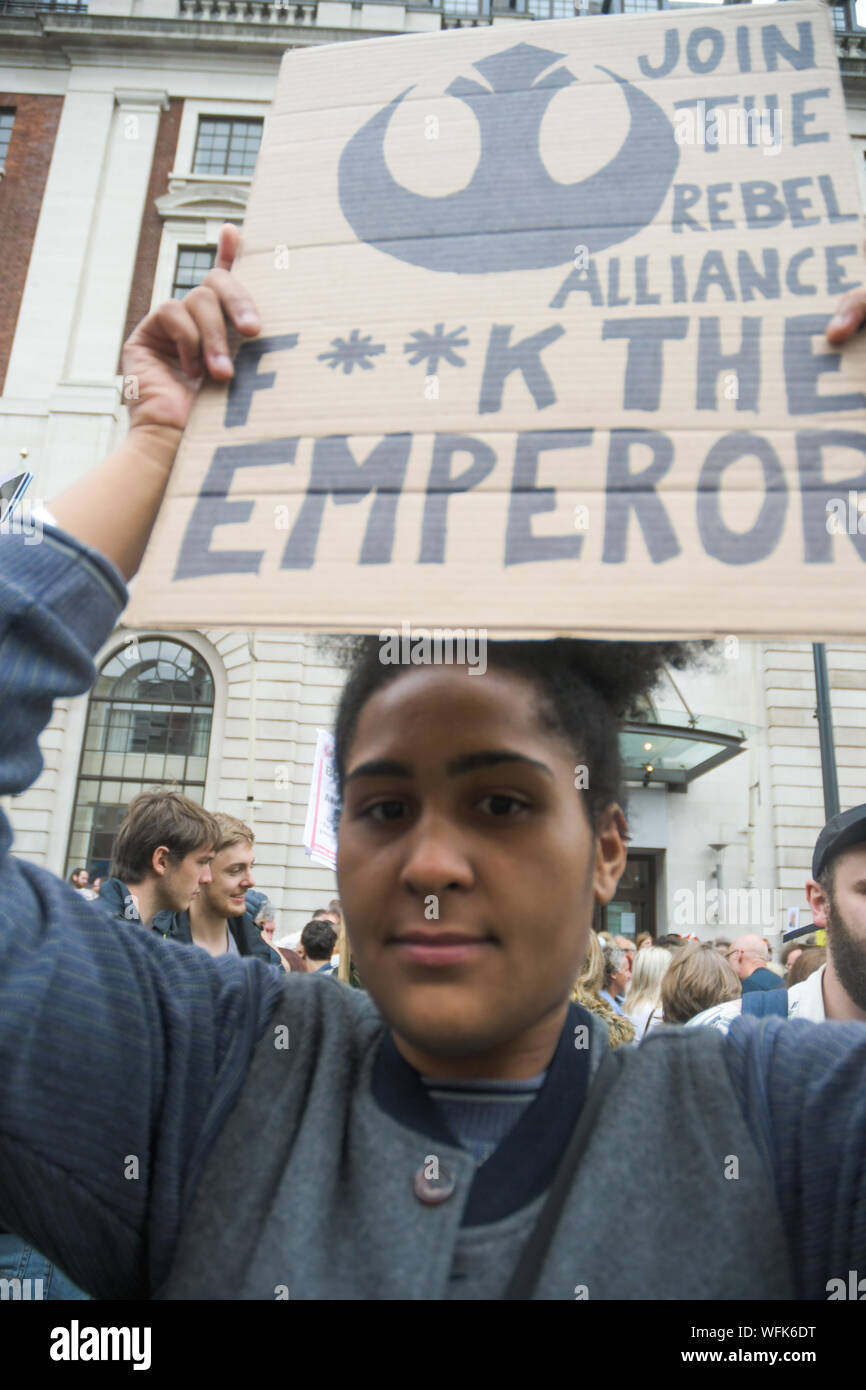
[811,803,866,881]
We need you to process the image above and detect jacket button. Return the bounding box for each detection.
[413,1163,456,1205]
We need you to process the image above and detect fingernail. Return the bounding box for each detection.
[238,311,259,330]
[213,354,233,372]
[828,314,850,330]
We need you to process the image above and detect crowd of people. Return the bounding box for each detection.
[574,918,834,1046]
[65,784,843,1048]
[64,794,836,1035]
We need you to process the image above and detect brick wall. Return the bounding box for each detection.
[117,97,183,361]
[0,94,64,395]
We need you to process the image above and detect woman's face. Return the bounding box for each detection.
[337,664,627,1072]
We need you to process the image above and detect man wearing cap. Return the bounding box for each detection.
[689,804,866,1032]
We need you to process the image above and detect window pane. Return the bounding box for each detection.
[193,116,263,176]
[121,753,146,780]
[142,754,169,781]
[172,248,217,299]
[0,109,15,165]
[185,756,208,783]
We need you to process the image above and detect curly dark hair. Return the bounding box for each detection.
[329,636,712,831]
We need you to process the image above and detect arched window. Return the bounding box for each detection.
[65,638,215,878]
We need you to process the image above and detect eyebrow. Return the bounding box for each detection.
[344,750,553,783]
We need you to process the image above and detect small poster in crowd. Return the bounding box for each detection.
[127,0,866,638]
[303,729,339,869]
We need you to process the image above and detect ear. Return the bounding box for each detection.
[805,877,830,929]
[593,805,628,905]
[151,845,171,877]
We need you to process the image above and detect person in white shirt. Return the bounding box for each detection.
[689,803,866,1033]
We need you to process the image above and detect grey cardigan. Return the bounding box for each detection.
[156,975,859,1301]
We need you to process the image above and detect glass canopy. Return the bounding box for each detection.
[620,708,749,786]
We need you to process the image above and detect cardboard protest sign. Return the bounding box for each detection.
[303,729,338,869]
[127,1,866,638]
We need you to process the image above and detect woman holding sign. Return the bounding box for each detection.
[0,226,864,1302]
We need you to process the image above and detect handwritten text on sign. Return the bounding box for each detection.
[128,3,866,637]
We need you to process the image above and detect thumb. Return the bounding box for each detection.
[214,222,241,273]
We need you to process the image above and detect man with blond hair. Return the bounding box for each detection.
[154,813,282,969]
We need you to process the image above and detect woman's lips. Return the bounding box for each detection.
[390,934,493,967]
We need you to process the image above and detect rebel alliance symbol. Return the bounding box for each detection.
[337,42,679,275]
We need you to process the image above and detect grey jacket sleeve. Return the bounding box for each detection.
[723,1013,866,1299]
[0,526,285,1297]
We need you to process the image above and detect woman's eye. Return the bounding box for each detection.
[478,794,528,817]
[364,800,407,824]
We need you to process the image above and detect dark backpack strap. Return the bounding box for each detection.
[742,988,788,1019]
[503,1044,624,1301]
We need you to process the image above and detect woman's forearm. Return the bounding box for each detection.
[49,424,183,582]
